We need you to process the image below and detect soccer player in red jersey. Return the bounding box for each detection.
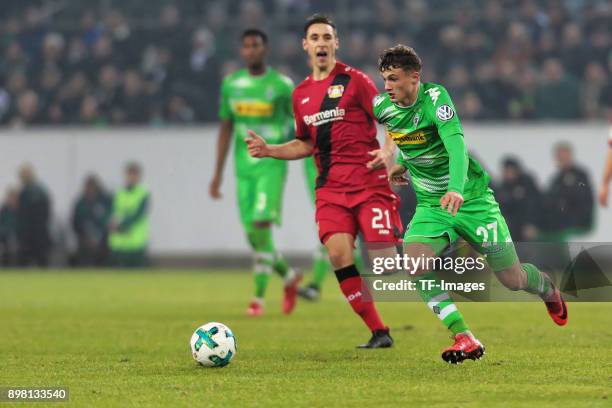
[245,15,402,348]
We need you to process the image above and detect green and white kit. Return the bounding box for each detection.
[373,82,517,270]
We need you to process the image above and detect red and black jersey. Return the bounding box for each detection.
[292,61,388,192]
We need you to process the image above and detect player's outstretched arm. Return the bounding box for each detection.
[209,119,233,199]
[245,129,313,160]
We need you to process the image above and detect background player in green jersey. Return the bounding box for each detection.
[209,29,300,316]
[375,45,568,363]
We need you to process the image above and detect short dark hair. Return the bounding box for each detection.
[241,28,268,45]
[303,14,336,37]
[378,45,422,73]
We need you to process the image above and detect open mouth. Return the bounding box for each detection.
[316,50,328,58]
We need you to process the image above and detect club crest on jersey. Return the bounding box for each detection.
[327,85,344,98]
[413,113,420,127]
[436,105,454,121]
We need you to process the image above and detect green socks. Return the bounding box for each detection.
[522,263,552,297]
[248,227,292,299]
[310,245,329,289]
[414,271,470,336]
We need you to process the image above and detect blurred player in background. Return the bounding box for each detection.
[246,15,402,348]
[209,29,301,316]
[377,45,568,363]
[299,156,367,301]
[299,157,331,300]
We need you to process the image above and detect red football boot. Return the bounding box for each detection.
[441,333,485,364]
[246,301,264,317]
[282,272,302,315]
[543,284,568,326]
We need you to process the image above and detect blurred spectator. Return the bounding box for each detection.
[581,61,609,119]
[0,188,19,266]
[10,90,42,127]
[16,164,51,267]
[560,23,589,77]
[459,91,485,121]
[496,157,541,242]
[108,162,150,268]
[535,58,580,119]
[541,143,594,239]
[72,175,112,266]
[57,71,89,122]
[116,70,150,124]
[166,95,195,123]
[94,64,120,119]
[79,95,107,126]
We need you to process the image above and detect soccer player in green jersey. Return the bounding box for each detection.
[209,29,301,316]
[298,157,331,301]
[374,45,568,363]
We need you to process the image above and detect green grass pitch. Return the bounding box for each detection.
[1,270,611,407]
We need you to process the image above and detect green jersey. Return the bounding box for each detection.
[219,68,294,177]
[373,82,489,204]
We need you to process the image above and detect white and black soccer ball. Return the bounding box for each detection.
[190,322,237,367]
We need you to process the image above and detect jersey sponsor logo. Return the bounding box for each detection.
[425,87,441,105]
[388,130,427,145]
[303,107,346,126]
[233,101,273,117]
[327,84,344,98]
[301,96,310,104]
[436,104,454,121]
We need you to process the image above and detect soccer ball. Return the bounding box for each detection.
[190,322,237,367]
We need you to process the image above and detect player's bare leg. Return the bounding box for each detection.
[496,261,568,326]
[404,239,485,364]
[325,232,393,349]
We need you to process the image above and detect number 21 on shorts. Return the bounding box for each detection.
[371,208,391,229]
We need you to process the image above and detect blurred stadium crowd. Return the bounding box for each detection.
[1,0,612,126]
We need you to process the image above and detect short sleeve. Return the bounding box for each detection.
[292,92,309,140]
[372,94,386,123]
[218,77,232,120]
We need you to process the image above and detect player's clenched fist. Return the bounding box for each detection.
[245,130,268,158]
[440,191,464,216]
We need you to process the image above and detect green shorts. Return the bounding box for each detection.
[404,188,518,271]
[237,168,287,227]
